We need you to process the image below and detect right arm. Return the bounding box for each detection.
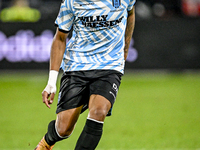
[42,28,69,108]
[50,28,68,71]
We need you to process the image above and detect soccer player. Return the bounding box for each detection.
[34,0,136,149]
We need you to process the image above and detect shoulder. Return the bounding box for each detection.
[62,0,75,10]
[128,0,136,6]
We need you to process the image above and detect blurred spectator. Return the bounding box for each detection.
[181,0,200,17]
[135,0,182,19]
[0,0,41,22]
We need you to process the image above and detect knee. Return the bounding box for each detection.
[56,124,74,138]
[89,107,108,121]
[88,95,111,121]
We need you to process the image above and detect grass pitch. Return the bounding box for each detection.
[0,70,200,150]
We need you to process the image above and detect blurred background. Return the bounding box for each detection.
[0,0,200,149]
[0,0,200,71]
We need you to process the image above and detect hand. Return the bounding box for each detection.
[42,84,56,108]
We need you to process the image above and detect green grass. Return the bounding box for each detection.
[0,71,200,150]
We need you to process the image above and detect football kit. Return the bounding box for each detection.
[55,0,136,74]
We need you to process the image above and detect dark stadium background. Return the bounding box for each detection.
[0,0,200,71]
[0,1,200,149]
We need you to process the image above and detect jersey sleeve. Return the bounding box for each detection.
[127,0,136,11]
[55,0,74,32]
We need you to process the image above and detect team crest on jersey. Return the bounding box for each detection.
[112,0,121,8]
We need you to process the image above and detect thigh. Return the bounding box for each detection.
[90,73,121,107]
[56,72,90,114]
[89,72,122,116]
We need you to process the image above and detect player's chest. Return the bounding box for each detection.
[73,0,129,17]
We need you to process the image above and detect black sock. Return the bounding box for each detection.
[44,120,66,146]
[75,119,103,150]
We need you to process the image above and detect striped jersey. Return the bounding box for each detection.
[55,0,136,74]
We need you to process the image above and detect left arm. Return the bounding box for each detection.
[124,6,135,60]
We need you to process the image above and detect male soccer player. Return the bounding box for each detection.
[34,0,136,149]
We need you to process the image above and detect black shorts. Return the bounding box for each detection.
[56,70,122,116]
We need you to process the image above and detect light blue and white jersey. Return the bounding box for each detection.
[55,0,136,74]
